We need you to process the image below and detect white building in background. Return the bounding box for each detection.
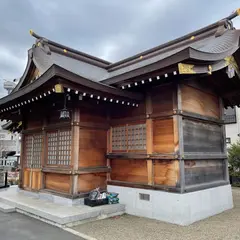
[0,121,20,155]
[0,79,21,157]
[225,106,240,146]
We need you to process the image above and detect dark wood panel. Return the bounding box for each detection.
[111,159,148,183]
[184,160,224,186]
[154,160,179,186]
[153,118,174,153]
[78,173,106,192]
[110,100,146,120]
[79,128,107,168]
[181,84,220,119]
[183,119,223,153]
[79,129,107,149]
[45,173,70,193]
[80,106,107,123]
[151,85,173,114]
[79,148,107,167]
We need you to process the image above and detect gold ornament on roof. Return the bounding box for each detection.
[178,63,196,74]
[190,36,195,40]
[225,55,240,78]
[236,8,240,16]
[208,65,212,75]
[29,29,34,35]
[54,84,64,93]
[63,49,67,53]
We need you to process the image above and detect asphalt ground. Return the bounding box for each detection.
[0,211,83,240]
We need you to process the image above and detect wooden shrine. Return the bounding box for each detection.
[0,9,240,225]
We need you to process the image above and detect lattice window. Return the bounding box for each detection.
[24,133,43,168]
[127,124,146,150]
[112,126,127,151]
[112,124,146,152]
[47,129,71,165]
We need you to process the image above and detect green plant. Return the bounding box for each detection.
[228,140,240,175]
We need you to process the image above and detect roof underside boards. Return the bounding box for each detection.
[0,65,143,111]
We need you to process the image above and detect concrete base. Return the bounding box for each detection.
[0,186,125,227]
[17,188,84,206]
[107,184,234,226]
[0,202,16,213]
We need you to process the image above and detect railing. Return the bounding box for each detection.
[224,114,237,124]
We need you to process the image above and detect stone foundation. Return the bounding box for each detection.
[107,184,233,225]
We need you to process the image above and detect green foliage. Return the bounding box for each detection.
[228,140,240,175]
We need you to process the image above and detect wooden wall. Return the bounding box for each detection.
[78,173,107,192]
[154,160,179,186]
[181,84,220,118]
[77,106,108,192]
[79,128,107,167]
[183,119,223,153]
[108,84,180,189]
[45,173,70,193]
[184,160,224,185]
[111,159,148,183]
[153,119,174,153]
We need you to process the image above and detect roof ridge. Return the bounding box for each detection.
[29,30,111,66]
[106,9,240,70]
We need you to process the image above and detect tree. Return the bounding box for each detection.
[228,141,240,175]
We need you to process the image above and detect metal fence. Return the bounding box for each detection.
[224,114,237,124]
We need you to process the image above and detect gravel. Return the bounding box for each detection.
[72,188,240,240]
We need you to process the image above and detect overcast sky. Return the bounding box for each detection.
[0,0,240,97]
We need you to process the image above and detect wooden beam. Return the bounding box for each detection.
[107,153,178,160]
[71,107,80,195]
[107,180,181,193]
[184,180,229,193]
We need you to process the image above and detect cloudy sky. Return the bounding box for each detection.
[0,0,240,97]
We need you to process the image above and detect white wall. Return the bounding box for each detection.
[108,185,233,226]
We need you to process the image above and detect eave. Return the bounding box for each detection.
[0,64,144,118]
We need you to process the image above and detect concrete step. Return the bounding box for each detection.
[0,202,16,213]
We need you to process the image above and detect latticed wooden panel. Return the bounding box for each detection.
[32,134,43,168]
[24,134,43,168]
[47,129,71,165]
[47,132,58,165]
[127,124,146,150]
[112,126,127,151]
[58,130,71,165]
[25,135,33,168]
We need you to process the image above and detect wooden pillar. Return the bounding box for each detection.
[71,107,80,195]
[19,133,25,189]
[107,127,112,181]
[219,97,229,182]
[176,84,185,193]
[41,117,47,190]
[146,93,154,185]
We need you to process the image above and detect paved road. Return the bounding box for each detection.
[0,211,83,240]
